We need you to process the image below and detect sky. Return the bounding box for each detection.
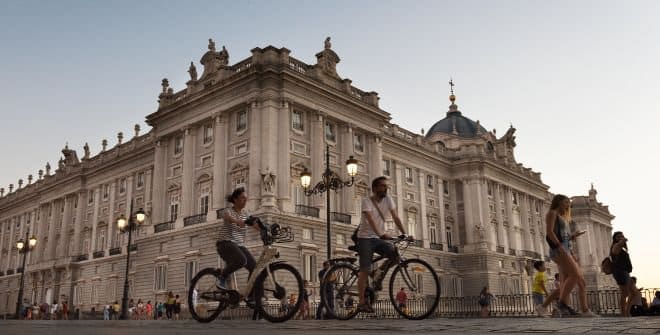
[1,0,659,289]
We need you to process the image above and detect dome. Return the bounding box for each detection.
[425,104,488,139]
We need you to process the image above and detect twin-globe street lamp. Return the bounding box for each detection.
[300,144,358,259]
[116,201,146,320]
[15,230,37,319]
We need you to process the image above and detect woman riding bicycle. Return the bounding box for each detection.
[217,187,260,289]
[356,176,408,313]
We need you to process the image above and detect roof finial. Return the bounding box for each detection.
[449,78,456,104]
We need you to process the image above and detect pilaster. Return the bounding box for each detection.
[180,127,195,224]
[212,114,228,211]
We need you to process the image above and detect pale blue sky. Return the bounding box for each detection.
[1,1,658,289]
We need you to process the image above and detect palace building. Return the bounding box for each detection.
[0,38,616,314]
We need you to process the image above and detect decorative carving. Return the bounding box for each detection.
[208,38,216,52]
[260,168,276,194]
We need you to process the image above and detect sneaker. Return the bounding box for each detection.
[558,301,578,316]
[356,304,374,313]
[578,310,599,318]
[535,304,550,317]
[215,277,226,290]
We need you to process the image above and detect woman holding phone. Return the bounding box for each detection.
[545,194,597,317]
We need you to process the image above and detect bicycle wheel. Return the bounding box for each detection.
[322,262,360,320]
[188,267,226,323]
[388,259,440,320]
[255,262,304,323]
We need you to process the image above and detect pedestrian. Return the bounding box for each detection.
[145,300,153,320]
[610,231,633,317]
[112,301,120,320]
[545,194,596,317]
[297,281,311,319]
[61,300,69,320]
[174,294,181,320]
[396,287,408,314]
[532,261,551,317]
[166,291,175,320]
[316,261,335,320]
[629,277,644,316]
[478,286,494,317]
[156,301,164,320]
[103,303,110,320]
[50,300,59,320]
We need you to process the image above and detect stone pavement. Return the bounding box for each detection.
[1,317,659,335]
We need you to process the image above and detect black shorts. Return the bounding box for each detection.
[612,270,631,286]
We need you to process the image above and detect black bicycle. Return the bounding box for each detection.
[320,235,440,320]
[188,217,303,323]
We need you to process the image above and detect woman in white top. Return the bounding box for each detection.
[217,187,259,285]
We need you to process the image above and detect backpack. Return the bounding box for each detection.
[601,256,613,275]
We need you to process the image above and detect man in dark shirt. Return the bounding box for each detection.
[315,261,335,319]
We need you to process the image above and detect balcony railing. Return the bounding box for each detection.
[154,221,175,233]
[6,269,14,275]
[75,254,88,262]
[448,245,459,253]
[508,248,516,256]
[184,213,207,227]
[93,250,105,259]
[430,243,443,251]
[16,267,24,273]
[330,212,351,224]
[410,240,423,248]
[109,247,121,256]
[128,244,137,252]
[496,246,505,253]
[295,205,319,218]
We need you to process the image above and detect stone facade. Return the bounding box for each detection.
[0,38,616,314]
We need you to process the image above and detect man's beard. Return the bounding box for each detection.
[376,191,387,199]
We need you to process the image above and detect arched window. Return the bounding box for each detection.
[406,207,417,236]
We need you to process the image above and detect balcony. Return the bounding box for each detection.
[128,244,137,252]
[154,221,175,233]
[448,245,459,253]
[330,212,351,224]
[295,205,319,218]
[93,250,105,259]
[16,267,24,273]
[430,243,443,251]
[508,248,516,256]
[184,213,207,227]
[410,240,423,248]
[7,269,14,275]
[496,246,505,254]
[74,254,88,262]
[109,247,121,256]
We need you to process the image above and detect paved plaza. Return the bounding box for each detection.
[1,317,660,335]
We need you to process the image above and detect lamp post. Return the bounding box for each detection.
[300,144,358,259]
[116,200,145,320]
[15,230,37,319]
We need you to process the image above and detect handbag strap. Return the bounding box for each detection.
[370,196,387,222]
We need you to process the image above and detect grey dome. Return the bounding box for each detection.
[426,107,487,139]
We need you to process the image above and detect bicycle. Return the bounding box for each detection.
[187,217,304,323]
[320,235,440,320]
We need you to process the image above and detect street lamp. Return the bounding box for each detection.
[300,144,358,259]
[15,230,37,319]
[116,200,145,320]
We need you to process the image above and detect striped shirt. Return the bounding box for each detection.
[219,207,248,245]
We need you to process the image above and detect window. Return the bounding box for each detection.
[443,181,449,195]
[427,175,434,189]
[203,123,213,143]
[354,133,364,152]
[302,228,313,240]
[407,209,417,237]
[512,192,518,205]
[88,190,94,204]
[302,253,317,282]
[154,264,167,291]
[405,192,415,201]
[324,121,335,142]
[184,260,198,288]
[487,182,493,197]
[169,194,179,221]
[174,136,183,154]
[292,110,303,131]
[429,215,438,244]
[172,165,182,177]
[136,172,144,188]
[102,184,110,200]
[199,194,209,214]
[382,160,391,176]
[446,226,453,247]
[293,185,309,206]
[235,142,248,156]
[119,178,126,194]
[405,167,413,183]
[201,155,212,167]
[237,110,247,132]
[98,229,105,250]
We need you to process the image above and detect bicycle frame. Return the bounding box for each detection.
[242,244,279,298]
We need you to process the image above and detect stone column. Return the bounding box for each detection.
[46,201,57,260]
[393,161,404,220]
[494,184,508,251]
[276,101,291,209]
[0,221,5,270]
[310,112,324,208]
[340,123,355,214]
[479,179,496,250]
[89,188,100,258]
[180,127,196,226]
[106,183,116,252]
[72,191,86,256]
[504,187,517,252]
[462,180,475,246]
[151,139,167,224]
[437,178,447,246]
[259,100,278,209]
[59,195,74,258]
[144,169,153,214]
[5,217,16,271]
[418,171,429,246]
[520,193,533,252]
[212,114,228,212]
[369,136,383,182]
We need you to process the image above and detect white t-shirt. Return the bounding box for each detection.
[357,196,395,239]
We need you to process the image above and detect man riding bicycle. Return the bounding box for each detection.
[356,176,408,313]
